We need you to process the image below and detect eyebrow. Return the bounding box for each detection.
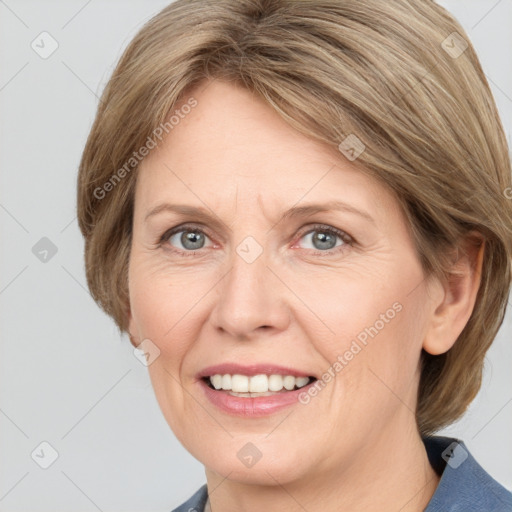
[144,200,375,226]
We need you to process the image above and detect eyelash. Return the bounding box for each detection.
[158,223,354,257]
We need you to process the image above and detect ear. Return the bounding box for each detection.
[422,231,485,356]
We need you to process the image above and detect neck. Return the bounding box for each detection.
[205,422,440,512]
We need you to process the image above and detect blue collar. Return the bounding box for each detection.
[423,436,511,511]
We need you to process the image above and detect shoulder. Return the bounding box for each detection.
[171,484,208,512]
[424,436,512,512]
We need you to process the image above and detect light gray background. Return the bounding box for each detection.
[0,1,511,510]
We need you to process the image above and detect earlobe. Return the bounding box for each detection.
[422,233,485,356]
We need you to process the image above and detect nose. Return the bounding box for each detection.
[210,240,291,340]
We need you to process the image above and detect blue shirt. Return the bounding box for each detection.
[172,436,512,511]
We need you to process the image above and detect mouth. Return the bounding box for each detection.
[196,363,319,416]
[201,374,317,397]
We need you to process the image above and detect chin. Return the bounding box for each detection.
[196,434,313,486]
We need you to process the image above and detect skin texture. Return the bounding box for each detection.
[127,79,484,511]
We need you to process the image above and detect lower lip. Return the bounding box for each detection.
[199,379,315,417]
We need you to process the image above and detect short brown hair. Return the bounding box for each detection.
[77,0,512,435]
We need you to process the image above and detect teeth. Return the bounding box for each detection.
[231,374,249,392]
[221,374,231,390]
[208,373,311,393]
[249,374,268,393]
[283,375,295,390]
[295,377,310,388]
[268,374,283,391]
[211,374,223,390]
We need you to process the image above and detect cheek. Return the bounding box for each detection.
[301,265,423,397]
[294,267,397,354]
[129,262,207,353]
[344,294,424,414]
[145,359,191,446]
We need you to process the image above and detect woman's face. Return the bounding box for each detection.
[128,79,436,485]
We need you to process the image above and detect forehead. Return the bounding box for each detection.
[134,80,401,224]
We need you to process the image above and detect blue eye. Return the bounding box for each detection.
[295,224,353,254]
[160,225,212,255]
[159,223,353,256]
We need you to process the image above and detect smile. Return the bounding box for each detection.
[205,373,312,395]
[197,364,318,416]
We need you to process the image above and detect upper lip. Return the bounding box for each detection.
[197,363,315,379]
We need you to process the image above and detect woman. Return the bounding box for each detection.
[77,0,512,510]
